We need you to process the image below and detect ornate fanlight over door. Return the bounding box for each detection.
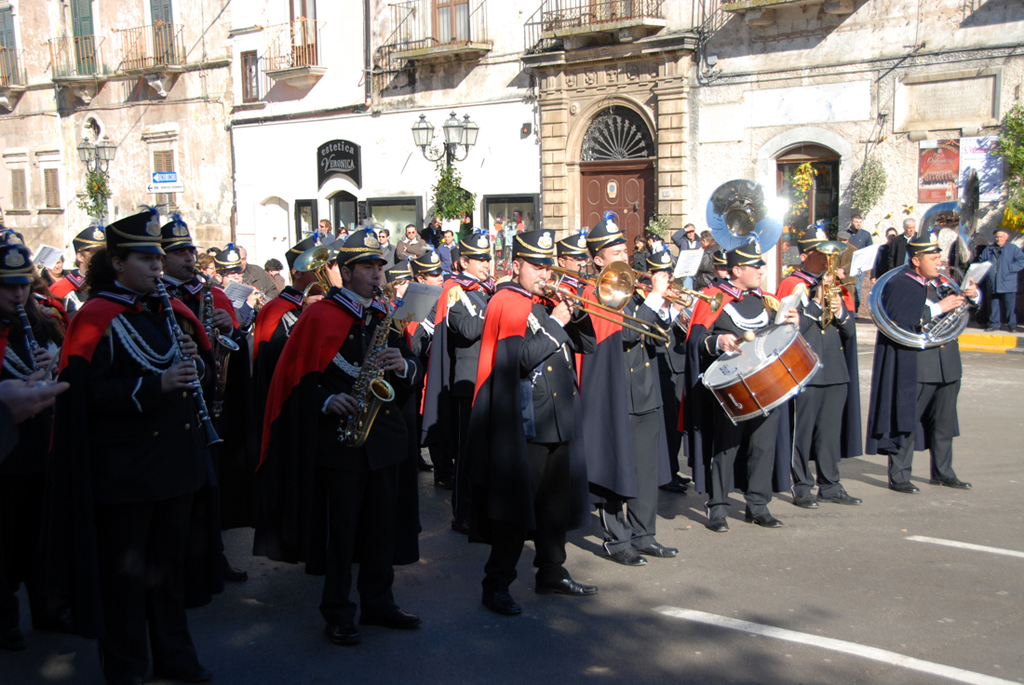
[581,106,654,162]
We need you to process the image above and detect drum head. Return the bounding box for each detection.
[703,324,798,389]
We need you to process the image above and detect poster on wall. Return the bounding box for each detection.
[918,139,960,203]
[959,136,1004,202]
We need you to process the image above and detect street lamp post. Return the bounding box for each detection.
[77,136,117,173]
[411,111,479,166]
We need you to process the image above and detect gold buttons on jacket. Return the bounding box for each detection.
[384,410,390,416]
[645,362,650,367]
[547,366,552,372]
[152,431,159,437]
[553,392,557,397]
[182,391,188,399]
[184,423,191,431]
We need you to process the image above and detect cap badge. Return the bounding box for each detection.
[476,237,487,248]
[428,252,439,263]
[364,235,380,248]
[173,223,189,238]
[4,251,25,268]
[227,250,239,262]
[92,228,105,241]
[606,219,621,236]
[577,235,587,247]
[145,215,161,237]
[538,232,553,249]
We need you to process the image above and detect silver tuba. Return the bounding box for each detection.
[919,167,979,264]
[868,266,971,349]
[706,179,785,252]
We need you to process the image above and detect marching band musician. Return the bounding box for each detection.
[258,228,422,647]
[421,229,495,534]
[252,233,338,432]
[578,218,676,566]
[214,245,261,332]
[160,217,256,580]
[49,225,106,316]
[467,228,594,616]
[0,241,67,651]
[46,209,216,685]
[866,234,978,493]
[691,245,799,533]
[776,232,863,509]
[555,229,591,288]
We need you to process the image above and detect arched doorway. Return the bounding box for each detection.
[579,106,656,247]
[775,143,840,280]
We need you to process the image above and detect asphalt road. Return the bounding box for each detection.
[4,330,1023,685]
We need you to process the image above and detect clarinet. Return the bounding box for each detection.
[15,303,41,372]
[155,282,223,447]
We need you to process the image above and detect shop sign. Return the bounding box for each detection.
[317,139,361,190]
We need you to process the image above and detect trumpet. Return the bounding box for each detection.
[547,262,669,343]
[632,269,724,313]
[814,241,847,328]
[294,242,340,305]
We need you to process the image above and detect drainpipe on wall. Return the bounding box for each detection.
[363,0,372,109]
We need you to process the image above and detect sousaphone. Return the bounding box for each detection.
[706,179,785,252]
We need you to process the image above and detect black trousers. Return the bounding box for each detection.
[452,395,473,522]
[659,371,684,477]
[791,385,846,499]
[483,442,572,593]
[0,472,46,632]
[319,466,398,627]
[598,411,662,553]
[94,493,199,683]
[889,380,961,485]
[707,406,779,519]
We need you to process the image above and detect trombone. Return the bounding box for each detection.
[633,269,724,314]
[546,261,669,343]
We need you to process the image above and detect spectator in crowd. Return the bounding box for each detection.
[873,228,898,280]
[632,235,649,272]
[694,230,719,290]
[378,227,397,268]
[238,246,279,299]
[671,223,701,254]
[264,258,287,292]
[438,230,458,273]
[397,223,430,262]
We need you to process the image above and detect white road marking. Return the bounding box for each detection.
[655,607,1016,685]
[906,535,1024,560]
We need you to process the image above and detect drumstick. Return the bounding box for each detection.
[742,331,756,342]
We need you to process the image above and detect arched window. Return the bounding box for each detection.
[580,106,654,162]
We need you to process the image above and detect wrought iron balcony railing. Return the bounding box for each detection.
[387,0,489,54]
[0,46,26,87]
[525,0,665,53]
[263,18,323,73]
[117,23,186,71]
[48,35,106,78]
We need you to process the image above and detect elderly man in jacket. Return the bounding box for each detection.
[980,228,1024,332]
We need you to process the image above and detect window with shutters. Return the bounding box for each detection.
[434,0,470,44]
[0,7,19,87]
[241,51,258,102]
[70,0,98,76]
[43,169,60,208]
[153,149,177,210]
[10,169,26,209]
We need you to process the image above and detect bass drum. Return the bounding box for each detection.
[701,323,821,423]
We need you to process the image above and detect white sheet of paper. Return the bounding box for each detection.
[774,284,808,325]
[849,244,880,277]
[673,249,704,278]
[223,281,254,308]
[33,245,63,269]
[963,261,991,287]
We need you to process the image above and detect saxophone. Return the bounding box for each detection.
[196,268,240,416]
[338,288,397,447]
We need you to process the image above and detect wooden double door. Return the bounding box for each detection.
[580,160,655,247]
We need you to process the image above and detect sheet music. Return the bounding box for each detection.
[223,281,255,309]
[774,284,808,325]
[33,245,63,269]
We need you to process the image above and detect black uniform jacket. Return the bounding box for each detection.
[255,288,420,572]
[421,274,493,449]
[866,267,962,455]
[465,282,590,538]
[45,286,216,638]
[777,271,863,459]
[252,287,303,437]
[690,281,793,494]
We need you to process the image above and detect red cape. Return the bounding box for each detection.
[253,295,300,361]
[58,294,209,373]
[685,284,734,342]
[472,286,535,404]
[259,298,355,466]
[49,272,83,299]
[777,271,855,312]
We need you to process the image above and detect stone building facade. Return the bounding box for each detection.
[0,0,234,256]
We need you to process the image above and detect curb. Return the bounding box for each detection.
[959,332,1024,355]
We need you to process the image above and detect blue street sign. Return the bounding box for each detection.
[152,172,178,183]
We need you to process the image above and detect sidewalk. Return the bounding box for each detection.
[853,318,1024,354]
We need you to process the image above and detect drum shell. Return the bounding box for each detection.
[704,328,821,423]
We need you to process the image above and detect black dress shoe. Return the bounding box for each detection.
[930,477,972,490]
[223,565,248,582]
[606,548,647,566]
[792,495,819,509]
[535,577,598,596]
[417,457,433,472]
[636,542,678,558]
[152,665,213,683]
[745,511,784,528]
[889,482,920,494]
[0,627,27,651]
[359,608,421,630]
[325,623,360,646]
[659,480,688,494]
[706,517,729,533]
[450,517,470,535]
[482,590,522,616]
[433,475,453,490]
[818,489,863,505]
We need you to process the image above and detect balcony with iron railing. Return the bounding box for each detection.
[0,47,26,88]
[387,0,492,63]
[48,34,108,80]
[116,23,186,72]
[720,0,853,26]
[524,0,667,53]
[263,18,326,89]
